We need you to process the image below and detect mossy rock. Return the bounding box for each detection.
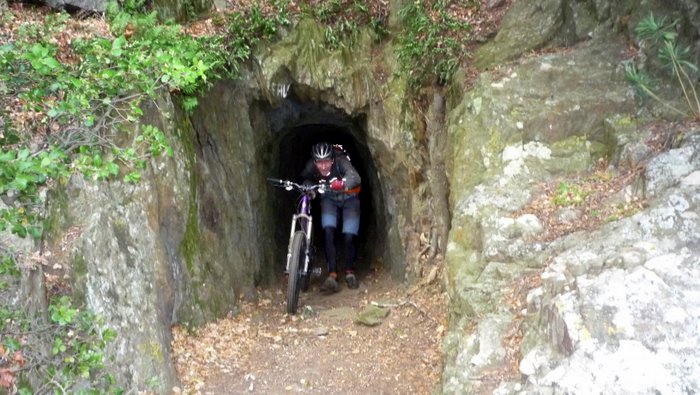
[355,305,390,326]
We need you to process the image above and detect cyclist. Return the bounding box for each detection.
[301,142,361,292]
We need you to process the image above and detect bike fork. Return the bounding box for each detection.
[302,217,313,275]
[285,213,313,273]
[284,217,297,273]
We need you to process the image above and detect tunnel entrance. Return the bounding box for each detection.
[265,94,380,277]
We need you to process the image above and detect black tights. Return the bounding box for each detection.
[324,227,356,274]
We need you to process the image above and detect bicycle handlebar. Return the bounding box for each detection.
[267,178,329,194]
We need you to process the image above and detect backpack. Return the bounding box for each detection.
[331,144,353,178]
[332,144,351,162]
[330,144,361,194]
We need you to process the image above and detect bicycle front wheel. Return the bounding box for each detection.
[287,230,306,315]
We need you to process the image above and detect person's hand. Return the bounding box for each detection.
[330,178,345,191]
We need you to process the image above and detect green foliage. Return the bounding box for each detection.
[626,13,700,120]
[223,3,291,74]
[1,5,219,239]
[300,0,387,50]
[1,0,477,250]
[105,9,223,94]
[0,254,20,291]
[0,0,476,243]
[0,254,20,277]
[0,147,68,238]
[116,0,148,14]
[605,202,641,223]
[552,182,588,207]
[70,124,173,183]
[0,254,119,393]
[41,296,121,393]
[49,296,79,326]
[312,0,360,49]
[396,1,474,91]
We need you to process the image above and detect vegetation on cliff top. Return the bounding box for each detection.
[0,1,494,391]
[0,0,499,241]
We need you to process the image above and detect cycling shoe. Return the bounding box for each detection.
[320,276,340,293]
[345,273,359,289]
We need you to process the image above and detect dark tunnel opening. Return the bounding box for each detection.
[265,96,380,278]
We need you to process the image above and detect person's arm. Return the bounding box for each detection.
[336,157,361,189]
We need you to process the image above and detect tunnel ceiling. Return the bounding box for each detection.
[267,91,370,184]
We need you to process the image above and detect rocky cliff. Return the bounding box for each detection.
[23,0,700,392]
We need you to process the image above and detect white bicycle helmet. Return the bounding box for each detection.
[312,142,332,160]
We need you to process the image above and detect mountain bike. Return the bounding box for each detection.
[267,178,327,314]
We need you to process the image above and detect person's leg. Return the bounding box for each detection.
[341,196,360,268]
[343,233,356,272]
[320,199,340,292]
[321,198,340,272]
[324,226,337,274]
[341,196,360,289]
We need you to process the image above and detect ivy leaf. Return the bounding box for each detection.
[92,154,103,167]
[11,175,30,192]
[106,162,120,176]
[29,43,49,58]
[16,148,30,161]
[124,171,141,183]
[0,150,15,162]
[42,56,61,70]
[102,328,117,342]
[11,223,27,238]
[111,36,126,57]
[0,43,13,55]
[27,226,43,239]
[40,155,53,168]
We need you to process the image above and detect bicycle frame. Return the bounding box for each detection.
[285,193,313,274]
[268,178,327,314]
[267,178,326,276]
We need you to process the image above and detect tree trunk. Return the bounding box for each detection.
[21,264,49,325]
[426,87,451,263]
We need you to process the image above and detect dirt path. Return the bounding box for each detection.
[172,270,447,394]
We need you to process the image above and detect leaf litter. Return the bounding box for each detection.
[171,270,447,394]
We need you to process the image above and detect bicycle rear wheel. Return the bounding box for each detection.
[287,230,306,314]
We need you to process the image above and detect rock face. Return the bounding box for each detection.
[41,0,214,21]
[46,78,288,389]
[521,168,700,392]
[492,135,700,394]
[466,134,700,394]
[473,0,700,69]
[45,0,107,12]
[34,0,700,393]
[47,96,191,391]
[44,16,432,393]
[442,0,700,393]
[151,0,212,22]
